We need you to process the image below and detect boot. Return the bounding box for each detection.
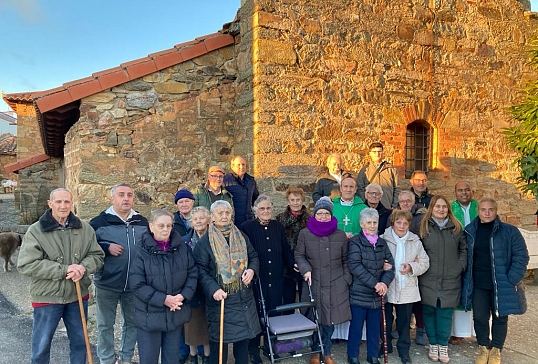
[475,346,489,364]
[189,355,198,364]
[323,355,336,364]
[310,354,320,364]
[489,347,501,364]
[415,327,426,346]
[428,344,439,361]
[201,355,210,364]
[438,345,450,363]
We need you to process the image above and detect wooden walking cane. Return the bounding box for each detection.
[75,280,93,364]
[219,298,225,364]
[381,294,388,364]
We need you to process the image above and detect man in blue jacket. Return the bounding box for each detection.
[223,155,259,226]
[90,183,148,364]
[462,197,529,364]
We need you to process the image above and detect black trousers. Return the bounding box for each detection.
[385,302,413,358]
[209,338,249,364]
[473,287,508,349]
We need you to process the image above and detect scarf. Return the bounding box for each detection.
[155,237,171,252]
[432,217,449,229]
[207,223,248,294]
[307,216,338,237]
[362,231,378,247]
[391,229,410,288]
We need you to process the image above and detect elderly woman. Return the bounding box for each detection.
[295,196,351,364]
[240,195,295,363]
[418,195,467,363]
[364,183,392,233]
[130,209,198,364]
[174,189,196,237]
[347,208,395,364]
[193,200,261,364]
[275,187,311,307]
[380,210,429,364]
[182,207,212,364]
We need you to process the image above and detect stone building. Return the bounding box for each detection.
[3,0,538,228]
[0,133,17,183]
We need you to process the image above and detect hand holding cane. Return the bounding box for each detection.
[75,280,93,364]
[219,298,225,364]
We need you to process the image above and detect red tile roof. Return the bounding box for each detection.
[0,133,16,154]
[4,153,50,174]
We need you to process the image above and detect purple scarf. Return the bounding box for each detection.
[307,216,338,237]
[362,230,379,247]
[155,238,170,251]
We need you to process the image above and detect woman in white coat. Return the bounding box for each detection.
[380,210,430,364]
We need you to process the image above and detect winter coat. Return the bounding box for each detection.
[193,230,261,343]
[348,232,395,309]
[275,205,310,281]
[193,183,234,213]
[381,228,429,304]
[410,188,433,208]
[462,216,529,316]
[418,219,467,308]
[223,172,259,226]
[356,161,400,208]
[173,211,192,237]
[240,219,294,311]
[130,230,198,332]
[312,171,340,203]
[295,227,351,325]
[372,202,392,235]
[18,210,104,304]
[89,208,148,292]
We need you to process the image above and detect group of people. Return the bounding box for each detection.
[15,148,529,364]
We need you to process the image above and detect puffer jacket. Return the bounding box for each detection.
[89,208,148,292]
[18,210,104,304]
[173,211,192,237]
[193,231,261,343]
[193,183,234,212]
[462,216,529,316]
[295,225,352,325]
[130,230,197,332]
[348,232,395,309]
[419,219,467,308]
[223,172,259,226]
[381,227,429,304]
[356,161,400,208]
[312,171,340,203]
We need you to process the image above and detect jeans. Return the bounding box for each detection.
[209,338,249,364]
[422,300,453,346]
[385,302,413,358]
[347,305,380,358]
[137,328,181,364]
[31,300,88,364]
[473,287,508,349]
[95,287,136,364]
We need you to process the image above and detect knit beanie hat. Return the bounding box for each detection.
[314,196,333,215]
[174,189,195,204]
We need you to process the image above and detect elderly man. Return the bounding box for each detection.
[223,155,260,226]
[451,181,478,228]
[90,183,149,364]
[356,142,400,208]
[313,153,344,202]
[18,188,104,364]
[462,198,529,364]
[364,183,392,233]
[173,189,196,237]
[409,170,433,208]
[332,173,367,238]
[194,165,234,211]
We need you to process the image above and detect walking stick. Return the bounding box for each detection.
[381,294,388,364]
[219,298,225,364]
[75,280,93,364]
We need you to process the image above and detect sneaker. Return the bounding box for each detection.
[428,344,439,361]
[438,345,449,363]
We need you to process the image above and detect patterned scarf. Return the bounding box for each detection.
[207,223,248,294]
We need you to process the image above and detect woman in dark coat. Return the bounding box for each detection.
[193,200,261,364]
[240,195,295,363]
[295,197,351,364]
[130,209,198,364]
[275,187,311,307]
[418,195,467,364]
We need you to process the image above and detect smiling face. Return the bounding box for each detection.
[314,209,332,222]
[455,181,472,206]
[48,190,73,224]
[256,199,273,222]
[360,217,379,235]
[369,147,384,164]
[398,193,414,212]
[410,172,428,194]
[340,177,357,201]
[191,210,210,235]
[207,171,224,190]
[432,198,449,220]
[365,187,382,207]
[327,155,343,175]
[287,193,304,213]
[149,215,173,241]
[231,156,247,178]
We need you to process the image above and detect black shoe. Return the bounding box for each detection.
[250,354,262,364]
[400,356,412,364]
[189,355,198,364]
[201,355,210,364]
[366,357,381,364]
[348,356,361,364]
[179,354,189,364]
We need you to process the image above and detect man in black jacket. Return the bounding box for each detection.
[223,155,259,226]
[90,183,148,364]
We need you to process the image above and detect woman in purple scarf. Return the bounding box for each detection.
[295,197,352,364]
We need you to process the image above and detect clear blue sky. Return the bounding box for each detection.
[1,0,537,135]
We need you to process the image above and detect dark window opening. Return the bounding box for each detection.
[405,120,430,179]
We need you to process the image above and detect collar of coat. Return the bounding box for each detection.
[39,209,82,232]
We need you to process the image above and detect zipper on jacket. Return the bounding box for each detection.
[490,225,500,317]
[124,222,136,292]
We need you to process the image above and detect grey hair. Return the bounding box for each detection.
[398,190,415,203]
[365,183,383,195]
[360,207,379,223]
[110,183,133,196]
[210,200,233,213]
[49,188,72,200]
[252,195,272,216]
[190,206,211,222]
[149,208,174,223]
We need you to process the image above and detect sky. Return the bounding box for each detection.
[1,0,537,135]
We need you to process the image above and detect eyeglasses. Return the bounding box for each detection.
[399,199,413,204]
[315,212,331,216]
[366,192,381,196]
[412,179,427,183]
[257,207,272,212]
[209,174,224,179]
